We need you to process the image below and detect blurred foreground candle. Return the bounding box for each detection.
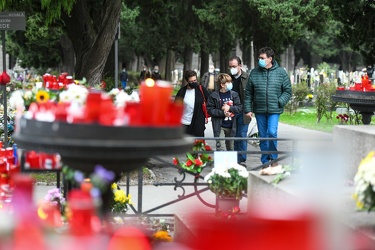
[140,79,173,125]
[66,76,74,85]
[12,174,45,250]
[84,91,102,123]
[362,75,371,91]
[98,94,116,126]
[124,102,140,125]
[154,80,173,125]
[167,100,184,126]
[108,227,151,250]
[68,190,96,236]
[140,78,157,124]
[25,151,40,169]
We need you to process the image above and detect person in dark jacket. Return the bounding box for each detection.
[244,47,292,173]
[201,64,219,93]
[151,65,162,81]
[207,73,242,151]
[120,68,128,89]
[140,65,151,82]
[175,70,210,137]
[229,56,250,166]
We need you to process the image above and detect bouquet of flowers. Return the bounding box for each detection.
[353,151,375,211]
[43,187,66,208]
[173,140,213,174]
[110,183,132,213]
[204,162,248,200]
[336,114,349,124]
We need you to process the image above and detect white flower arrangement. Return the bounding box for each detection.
[114,89,140,107]
[204,163,248,200]
[353,151,375,211]
[59,84,88,105]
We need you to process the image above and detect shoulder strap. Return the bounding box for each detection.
[198,85,206,102]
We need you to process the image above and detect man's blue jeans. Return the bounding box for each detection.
[121,80,127,89]
[234,113,249,163]
[256,114,280,164]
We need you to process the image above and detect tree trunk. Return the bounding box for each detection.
[200,50,209,77]
[103,43,115,80]
[183,47,193,77]
[62,0,121,86]
[165,50,175,81]
[59,34,75,75]
[252,14,271,65]
[219,41,231,74]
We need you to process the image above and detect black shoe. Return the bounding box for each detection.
[238,162,247,167]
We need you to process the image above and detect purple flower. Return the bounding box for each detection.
[74,170,85,183]
[90,187,101,198]
[94,165,115,183]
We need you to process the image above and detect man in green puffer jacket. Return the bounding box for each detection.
[244,47,292,173]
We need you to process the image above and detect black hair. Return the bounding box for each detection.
[184,70,197,82]
[259,47,275,58]
[229,56,242,65]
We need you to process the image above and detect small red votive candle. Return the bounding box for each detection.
[26,151,40,169]
[84,91,102,123]
[154,80,173,126]
[98,96,116,126]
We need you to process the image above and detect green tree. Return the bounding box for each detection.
[301,20,362,71]
[245,0,331,62]
[328,0,375,65]
[6,13,63,72]
[2,0,121,86]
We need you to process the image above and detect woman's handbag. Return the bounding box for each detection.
[198,85,210,120]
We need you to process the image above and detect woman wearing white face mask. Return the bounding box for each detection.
[206,73,242,151]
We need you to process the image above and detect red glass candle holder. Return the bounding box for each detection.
[140,79,173,126]
[0,148,5,158]
[140,79,156,125]
[124,102,141,126]
[25,151,40,169]
[68,190,95,236]
[0,160,6,173]
[55,102,69,121]
[98,96,116,126]
[167,100,184,126]
[154,80,173,126]
[84,91,102,123]
[66,76,74,84]
[355,82,362,91]
[39,153,56,170]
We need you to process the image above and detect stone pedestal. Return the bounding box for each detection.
[333,125,375,179]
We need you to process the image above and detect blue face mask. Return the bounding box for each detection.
[258,59,267,68]
[226,82,233,91]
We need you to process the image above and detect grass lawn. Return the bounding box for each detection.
[280,107,343,133]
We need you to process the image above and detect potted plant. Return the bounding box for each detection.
[204,162,248,213]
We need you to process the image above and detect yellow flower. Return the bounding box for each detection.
[36,90,50,103]
[114,189,128,203]
[153,230,172,242]
[111,183,118,190]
